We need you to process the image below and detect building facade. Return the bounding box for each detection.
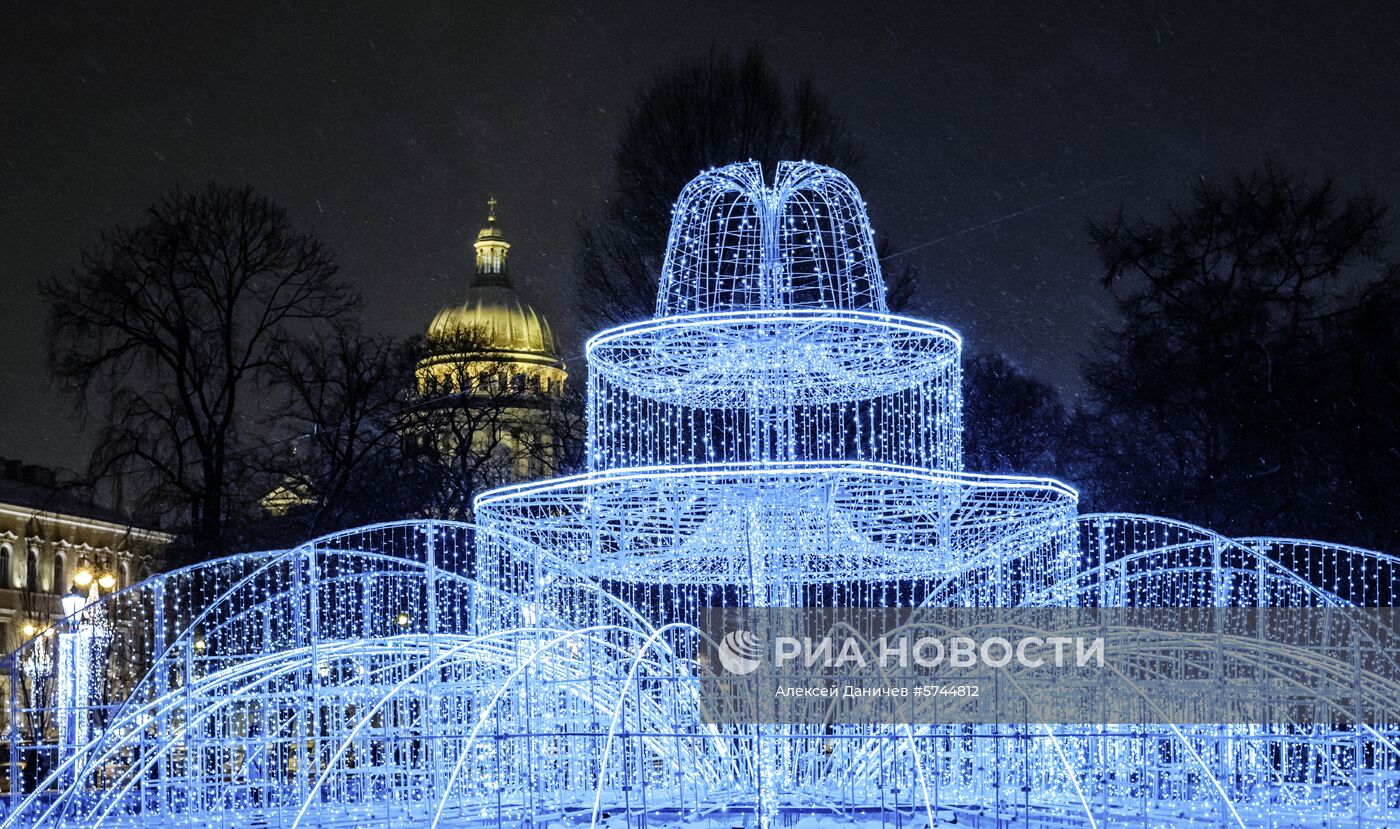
[0,460,169,650]
[0,458,170,791]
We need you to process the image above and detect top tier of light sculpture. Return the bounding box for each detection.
[655,160,887,316]
[584,161,965,472]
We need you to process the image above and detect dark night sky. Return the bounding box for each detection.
[4,2,1399,473]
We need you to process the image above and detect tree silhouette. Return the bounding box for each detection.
[44,184,358,559]
[259,323,420,540]
[577,49,919,328]
[1081,166,1394,545]
[962,352,1067,477]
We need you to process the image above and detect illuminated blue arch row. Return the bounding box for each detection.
[0,520,698,829]
[1032,513,1400,608]
[7,529,1396,826]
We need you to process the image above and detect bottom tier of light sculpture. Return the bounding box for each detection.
[0,517,1395,829]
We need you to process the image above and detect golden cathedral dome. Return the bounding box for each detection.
[424,198,563,369]
[426,289,560,360]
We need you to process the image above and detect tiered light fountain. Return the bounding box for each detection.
[2,162,1396,828]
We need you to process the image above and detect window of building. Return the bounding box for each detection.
[53,553,65,594]
[26,548,38,593]
[0,544,10,589]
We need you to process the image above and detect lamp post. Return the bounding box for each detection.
[57,571,115,765]
[58,586,92,761]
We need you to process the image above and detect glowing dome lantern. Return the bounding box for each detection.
[418,198,565,393]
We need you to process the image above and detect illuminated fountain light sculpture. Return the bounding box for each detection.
[477,161,1080,610]
[1,161,1397,828]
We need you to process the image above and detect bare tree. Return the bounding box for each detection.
[260,324,418,538]
[253,321,583,533]
[962,352,1067,477]
[1081,165,1391,540]
[44,184,358,559]
[524,376,588,478]
[578,49,920,328]
[14,581,56,748]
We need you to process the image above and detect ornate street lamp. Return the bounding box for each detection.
[57,574,114,760]
[61,587,87,619]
